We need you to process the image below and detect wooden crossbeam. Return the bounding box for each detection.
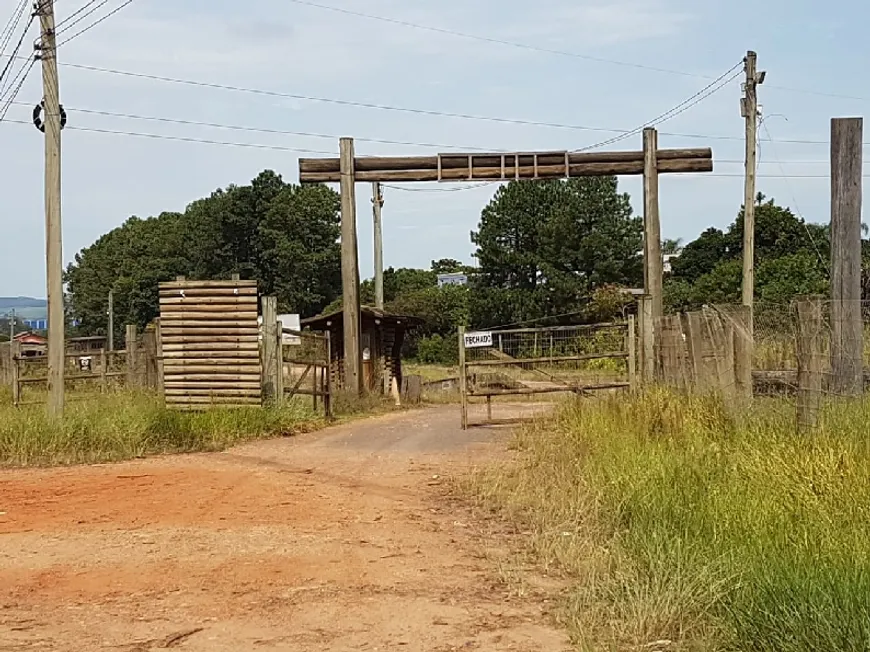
[299,148,713,184]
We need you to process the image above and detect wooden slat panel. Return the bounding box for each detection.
[160,294,257,311]
[163,364,261,374]
[162,335,260,344]
[164,357,259,367]
[159,287,258,298]
[160,318,258,327]
[165,381,262,390]
[166,396,262,406]
[161,328,260,337]
[160,280,257,289]
[157,303,257,312]
[161,373,262,382]
[162,350,259,360]
[162,341,260,352]
[164,388,261,398]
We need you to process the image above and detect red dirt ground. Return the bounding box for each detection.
[0,405,568,651]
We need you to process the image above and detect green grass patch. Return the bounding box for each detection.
[0,391,325,467]
[468,390,870,651]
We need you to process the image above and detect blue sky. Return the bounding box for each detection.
[0,0,868,297]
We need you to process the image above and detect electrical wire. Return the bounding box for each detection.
[576,66,743,151]
[0,115,336,153]
[290,0,870,106]
[287,0,708,79]
[0,56,35,122]
[0,12,34,93]
[0,0,29,61]
[55,0,111,33]
[57,0,135,48]
[58,60,744,139]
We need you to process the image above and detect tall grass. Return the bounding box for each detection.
[470,390,870,651]
[0,392,323,467]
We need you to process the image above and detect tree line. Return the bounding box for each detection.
[66,170,867,361]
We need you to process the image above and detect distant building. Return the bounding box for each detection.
[437,273,468,288]
[663,253,680,274]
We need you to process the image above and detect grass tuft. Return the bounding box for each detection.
[0,392,323,467]
[467,389,870,651]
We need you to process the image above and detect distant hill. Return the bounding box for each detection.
[0,297,46,310]
[0,297,47,320]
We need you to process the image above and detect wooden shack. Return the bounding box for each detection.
[302,306,422,394]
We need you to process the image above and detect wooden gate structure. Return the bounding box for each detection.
[457,321,635,429]
[299,128,716,397]
[158,279,261,409]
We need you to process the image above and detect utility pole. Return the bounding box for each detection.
[9,309,15,341]
[740,51,764,322]
[107,289,114,351]
[372,182,385,309]
[339,137,362,396]
[37,0,64,416]
[830,117,864,397]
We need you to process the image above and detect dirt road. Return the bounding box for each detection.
[0,404,567,651]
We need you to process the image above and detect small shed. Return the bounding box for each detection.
[302,306,422,394]
[67,335,107,353]
[13,332,47,357]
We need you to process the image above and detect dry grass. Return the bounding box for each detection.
[466,390,870,651]
[0,387,403,467]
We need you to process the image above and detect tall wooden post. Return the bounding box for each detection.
[458,326,468,430]
[38,0,64,416]
[638,295,654,383]
[339,137,362,396]
[830,117,864,397]
[372,182,385,309]
[796,298,824,431]
[11,339,20,407]
[741,51,761,320]
[107,289,114,352]
[261,296,279,405]
[643,128,662,378]
[126,324,138,388]
[627,314,637,391]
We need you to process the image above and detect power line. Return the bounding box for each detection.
[290,0,870,106]
[576,65,742,151]
[57,0,135,48]
[57,60,736,141]
[0,12,34,92]
[287,0,709,79]
[0,115,336,153]
[8,101,502,151]
[0,57,35,121]
[56,0,110,33]
[0,0,29,60]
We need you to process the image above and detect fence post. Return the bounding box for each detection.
[11,340,20,407]
[261,296,278,406]
[796,298,824,432]
[686,312,707,392]
[638,295,654,383]
[458,326,468,430]
[276,321,285,407]
[627,315,637,391]
[100,348,108,393]
[155,318,165,403]
[324,330,333,419]
[731,305,753,403]
[126,325,138,389]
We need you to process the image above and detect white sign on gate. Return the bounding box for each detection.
[464,331,493,349]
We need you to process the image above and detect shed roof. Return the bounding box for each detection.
[302,305,423,330]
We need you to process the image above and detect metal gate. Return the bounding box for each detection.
[458,321,635,428]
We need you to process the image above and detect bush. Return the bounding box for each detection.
[415,334,458,366]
